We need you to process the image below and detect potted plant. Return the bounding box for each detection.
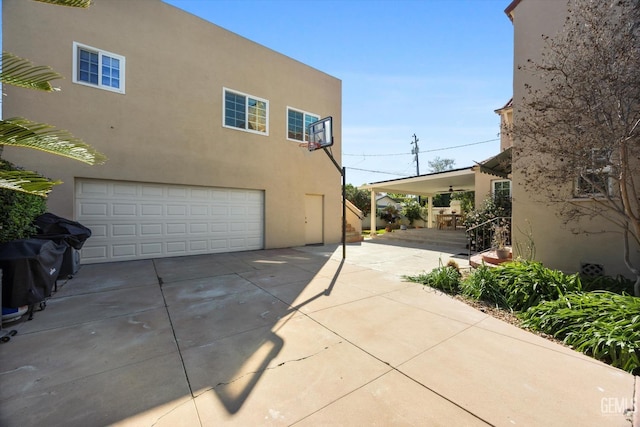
[492,223,511,259]
[379,204,399,232]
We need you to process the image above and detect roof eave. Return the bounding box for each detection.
[504,0,522,22]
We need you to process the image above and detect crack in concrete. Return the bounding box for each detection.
[213,342,340,389]
[149,400,192,427]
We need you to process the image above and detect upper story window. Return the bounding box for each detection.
[72,42,125,94]
[287,108,319,142]
[575,148,613,198]
[223,88,268,135]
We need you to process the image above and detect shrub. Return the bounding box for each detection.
[582,275,635,295]
[520,291,640,375]
[0,160,47,243]
[450,191,475,214]
[401,200,423,225]
[379,204,400,225]
[493,261,582,311]
[404,264,461,294]
[465,197,511,251]
[461,265,508,308]
[464,197,511,230]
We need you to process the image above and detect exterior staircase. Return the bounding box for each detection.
[374,228,467,250]
[467,216,513,268]
[345,222,363,243]
[369,221,514,268]
[469,248,513,268]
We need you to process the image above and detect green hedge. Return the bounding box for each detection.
[405,260,639,375]
[0,160,47,243]
[519,292,640,375]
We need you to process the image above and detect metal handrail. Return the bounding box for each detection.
[466,216,507,234]
[466,216,511,260]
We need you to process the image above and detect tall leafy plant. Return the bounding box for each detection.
[0,0,106,197]
[401,200,423,225]
[0,160,46,241]
[520,292,640,374]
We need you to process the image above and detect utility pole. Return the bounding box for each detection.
[411,134,420,176]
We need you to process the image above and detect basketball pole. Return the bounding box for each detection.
[322,147,346,259]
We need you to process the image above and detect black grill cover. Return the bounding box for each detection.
[34,212,92,250]
[0,239,67,308]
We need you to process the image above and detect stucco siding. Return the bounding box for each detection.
[2,0,342,253]
[510,0,638,277]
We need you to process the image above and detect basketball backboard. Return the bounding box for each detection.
[307,116,333,151]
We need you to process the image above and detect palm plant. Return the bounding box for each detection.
[0,0,105,197]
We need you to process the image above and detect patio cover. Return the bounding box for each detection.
[360,167,475,197]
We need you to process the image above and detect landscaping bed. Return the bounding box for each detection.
[404,260,640,375]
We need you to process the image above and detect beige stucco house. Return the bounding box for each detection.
[507,0,639,279]
[2,0,342,264]
[472,98,512,208]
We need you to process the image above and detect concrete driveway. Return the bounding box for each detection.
[0,240,637,426]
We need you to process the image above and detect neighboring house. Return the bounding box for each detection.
[2,0,342,263]
[376,195,401,211]
[363,195,402,230]
[506,0,638,278]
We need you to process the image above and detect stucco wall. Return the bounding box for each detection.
[510,0,639,277]
[474,170,495,208]
[2,0,342,249]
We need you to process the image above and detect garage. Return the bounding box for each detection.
[75,179,264,263]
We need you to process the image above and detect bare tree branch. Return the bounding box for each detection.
[513,0,640,295]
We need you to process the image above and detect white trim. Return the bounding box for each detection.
[72,42,125,94]
[222,87,269,136]
[574,148,613,198]
[574,171,614,199]
[492,179,512,199]
[286,106,320,142]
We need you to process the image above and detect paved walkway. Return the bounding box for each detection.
[0,240,637,426]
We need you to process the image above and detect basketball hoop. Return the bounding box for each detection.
[307,116,333,152]
[297,141,314,157]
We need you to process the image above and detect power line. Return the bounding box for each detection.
[343,137,499,157]
[347,166,408,177]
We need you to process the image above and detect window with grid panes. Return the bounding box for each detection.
[575,148,613,198]
[224,88,268,134]
[287,108,319,141]
[73,42,125,93]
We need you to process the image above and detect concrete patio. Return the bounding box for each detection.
[0,239,637,426]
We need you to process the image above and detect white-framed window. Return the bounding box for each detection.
[72,42,125,94]
[492,180,511,201]
[575,148,613,198]
[223,88,268,135]
[287,107,319,142]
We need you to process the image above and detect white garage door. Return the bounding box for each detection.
[76,179,264,263]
